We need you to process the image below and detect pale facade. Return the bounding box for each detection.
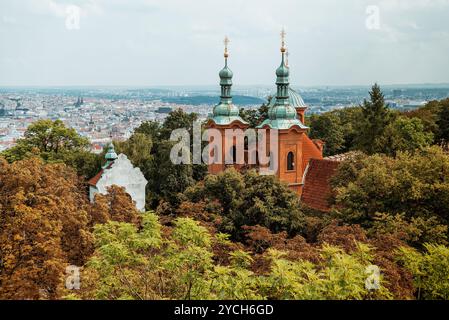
[89,153,148,212]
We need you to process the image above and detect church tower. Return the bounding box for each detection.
[206,36,249,174]
[257,29,322,195]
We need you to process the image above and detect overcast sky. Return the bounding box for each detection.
[1,0,449,87]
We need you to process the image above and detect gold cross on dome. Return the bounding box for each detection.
[224,36,230,58]
[224,36,230,53]
[280,28,286,49]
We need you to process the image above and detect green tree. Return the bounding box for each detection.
[306,106,363,155]
[134,120,161,142]
[383,117,433,156]
[260,244,392,300]
[80,213,164,299]
[309,112,345,156]
[403,100,441,139]
[160,109,207,184]
[160,108,198,140]
[335,107,363,152]
[331,147,449,240]
[184,168,304,239]
[79,212,397,300]
[114,133,153,175]
[148,140,195,209]
[117,110,207,210]
[79,213,213,300]
[2,119,101,178]
[354,84,394,154]
[397,243,449,300]
[239,100,270,127]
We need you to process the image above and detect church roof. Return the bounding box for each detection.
[257,118,308,130]
[258,88,308,130]
[88,162,113,186]
[210,115,248,126]
[285,87,307,109]
[324,151,361,162]
[301,159,340,212]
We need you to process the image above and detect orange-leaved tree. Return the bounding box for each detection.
[0,157,93,299]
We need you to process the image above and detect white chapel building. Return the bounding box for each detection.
[88,143,148,211]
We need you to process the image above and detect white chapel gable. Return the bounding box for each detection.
[94,154,147,211]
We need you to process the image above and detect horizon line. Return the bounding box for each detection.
[1,82,449,89]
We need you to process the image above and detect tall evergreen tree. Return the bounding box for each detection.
[354,84,393,154]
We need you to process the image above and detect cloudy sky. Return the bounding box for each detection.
[1,0,449,86]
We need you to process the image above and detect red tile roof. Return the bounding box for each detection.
[88,169,104,186]
[324,151,361,162]
[88,162,113,187]
[301,159,340,212]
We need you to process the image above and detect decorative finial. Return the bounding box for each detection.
[224,36,230,58]
[280,27,286,53]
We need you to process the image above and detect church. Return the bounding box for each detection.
[206,31,326,198]
[87,31,339,213]
[88,143,148,212]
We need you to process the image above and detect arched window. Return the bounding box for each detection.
[287,152,295,171]
[244,136,249,151]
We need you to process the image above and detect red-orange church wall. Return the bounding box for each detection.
[206,121,324,198]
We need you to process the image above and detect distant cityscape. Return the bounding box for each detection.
[1,84,449,152]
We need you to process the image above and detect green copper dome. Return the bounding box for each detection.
[276,63,289,81]
[276,50,289,85]
[267,87,307,110]
[219,65,233,85]
[257,43,307,130]
[288,87,307,108]
[268,102,297,120]
[209,44,247,126]
[213,102,240,117]
[105,143,118,160]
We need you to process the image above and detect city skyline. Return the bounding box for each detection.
[1,0,449,87]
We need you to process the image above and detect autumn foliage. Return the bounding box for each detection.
[0,157,142,299]
[0,157,93,299]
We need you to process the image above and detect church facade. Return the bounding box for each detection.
[205,33,324,196]
[88,143,148,211]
